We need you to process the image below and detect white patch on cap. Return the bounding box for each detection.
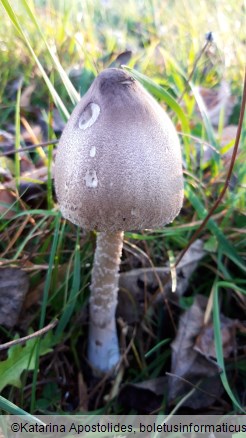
[79,103,100,130]
[90,146,96,157]
[121,80,133,85]
[84,169,98,188]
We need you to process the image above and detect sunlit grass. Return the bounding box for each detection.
[0,0,245,415]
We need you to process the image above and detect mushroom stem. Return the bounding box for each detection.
[88,230,124,373]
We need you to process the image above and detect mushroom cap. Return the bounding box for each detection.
[55,68,184,232]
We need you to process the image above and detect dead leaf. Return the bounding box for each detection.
[0,130,14,154]
[219,124,239,165]
[20,155,35,173]
[18,165,54,207]
[0,185,16,219]
[0,159,13,181]
[21,164,53,182]
[196,80,236,127]
[0,268,29,328]
[194,316,239,359]
[23,263,69,311]
[154,45,166,69]
[220,125,238,147]
[118,240,205,323]
[119,377,167,413]
[20,83,36,107]
[169,295,223,409]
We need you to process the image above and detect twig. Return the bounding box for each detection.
[0,319,58,351]
[0,139,58,157]
[175,68,246,268]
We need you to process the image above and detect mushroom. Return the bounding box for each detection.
[55,68,184,374]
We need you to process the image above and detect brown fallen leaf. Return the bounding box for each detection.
[0,185,17,219]
[0,129,14,154]
[0,163,12,182]
[20,155,35,173]
[20,83,36,108]
[118,377,167,413]
[198,124,239,165]
[118,239,205,324]
[154,44,166,69]
[18,165,55,208]
[23,263,70,311]
[196,80,236,127]
[220,125,238,146]
[21,164,53,182]
[0,268,29,328]
[220,124,239,165]
[169,295,223,409]
[194,316,242,359]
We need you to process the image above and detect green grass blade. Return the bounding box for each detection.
[44,109,56,210]
[1,0,70,120]
[14,85,21,189]
[13,216,48,260]
[213,283,245,412]
[145,338,170,358]
[189,82,218,149]
[216,281,246,296]
[55,229,81,339]
[185,183,246,273]
[0,396,44,422]
[10,209,59,219]
[39,216,61,329]
[0,201,19,221]
[21,0,80,105]
[30,214,61,412]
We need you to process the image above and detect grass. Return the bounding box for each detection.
[0,0,245,415]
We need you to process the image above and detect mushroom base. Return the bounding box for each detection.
[88,231,123,373]
[88,318,120,374]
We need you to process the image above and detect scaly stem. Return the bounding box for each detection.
[88,231,124,373]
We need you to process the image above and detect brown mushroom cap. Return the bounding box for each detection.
[55,68,184,232]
